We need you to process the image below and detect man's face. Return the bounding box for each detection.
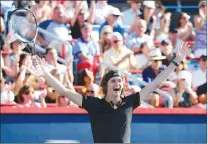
[151,60,162,70]
[46,49,58,62]
[107,76,124,97]
[81,25,92,38]
[53,6,64,23]
[136,22,146,36]
[111,36,123,49]
[161,43,172,55]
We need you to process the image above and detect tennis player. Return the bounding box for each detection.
[33,42,190,143]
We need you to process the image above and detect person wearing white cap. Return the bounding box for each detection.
[99,6,124,37]
[174,70,198,107]
[33,41,191,142]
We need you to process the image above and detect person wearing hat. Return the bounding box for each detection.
[99,6,124,37]
[160,39,175,66]
[193,0,207,56]
[32,42,191,142]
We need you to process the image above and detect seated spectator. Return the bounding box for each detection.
[100,25,113,53]
[13,53,45,95]
[0,76,15,104]
[174,71,198,107]
[122,0,141,25]
[134,42,151,70]
[154,13,171,41]
[196,82,207,107]
[142,48,166,83]
[177,12,195,41]
[0,17,5,50]
[99,7,124,37]
[193,0,207,56]
[73,23,100,72]
[38,4,72,47]
[29,1,52,24]
[56,96,78,107]
[192,55,207,88]
[3,32,26,80]
[125,19,154,53]
[86,84,100,97]
[160,39,175,66]
[15,85,47,108]
[78,68,100,96]
[101,32,137,77]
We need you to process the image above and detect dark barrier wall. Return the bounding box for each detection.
[0,107,207,143]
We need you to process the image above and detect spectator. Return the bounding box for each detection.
[122,0,141,25]
[99,7,124,37]
[15,85,47,108]
[134,42,151,70]
[38,4,72,46]
[0,17,5,50]
[177,12,195,41]
[100,25,113,53]
[93,0,113,25]
[174,71,198,107]
[154,13,171,41]
[56,96,78,107]
[192,55,207,88]
[30,1,52,24]
[101,32,137,77]
[125,19,154,53]
[70,1,94,39]
[160,39,175,66]
[193,0,207,56]
[196,82,207,108]
[0,76,15,104]
[73,23,100,70]
[142,48,166,83]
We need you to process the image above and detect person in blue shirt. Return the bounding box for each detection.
[99,7,124,37]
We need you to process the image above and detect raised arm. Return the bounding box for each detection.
[140,42,191,101]
[33,56,83,106]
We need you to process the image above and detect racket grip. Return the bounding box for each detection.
[32,56,43,77]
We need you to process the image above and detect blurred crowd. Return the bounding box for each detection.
[0,0,207,108]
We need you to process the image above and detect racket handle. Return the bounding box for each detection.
[32,56,43,77]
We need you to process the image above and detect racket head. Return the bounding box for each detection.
[9,8,38,43]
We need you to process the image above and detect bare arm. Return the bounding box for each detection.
[34,56,83,106]
[87,1,95,24]
[140,42,191,101]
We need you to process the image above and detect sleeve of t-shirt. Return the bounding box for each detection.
[81,95,99,112]
[73,41,82,56]
[126,92,141,109]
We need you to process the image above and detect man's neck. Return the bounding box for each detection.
[105,95,121,105]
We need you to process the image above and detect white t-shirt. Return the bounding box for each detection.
[1,91,15,104]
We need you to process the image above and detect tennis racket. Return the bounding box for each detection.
[9,8,43,76]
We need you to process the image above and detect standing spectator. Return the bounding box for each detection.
[30,1,52,24]
[99,7,124,37]
[122,0,141,25]
[93,0,113,25]
[193,0,207,56]
[177,12,195,41]
[125,19,154,53]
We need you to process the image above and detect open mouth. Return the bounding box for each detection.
[113,88,120,91]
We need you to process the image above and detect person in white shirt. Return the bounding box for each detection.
[125,19,154,53]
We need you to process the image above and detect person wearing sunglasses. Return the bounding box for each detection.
[193,0,207,56]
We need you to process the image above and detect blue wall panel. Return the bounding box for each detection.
[0,114,206,143]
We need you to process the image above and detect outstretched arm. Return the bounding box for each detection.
[140,42,191,101]
[33,56,83,106]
